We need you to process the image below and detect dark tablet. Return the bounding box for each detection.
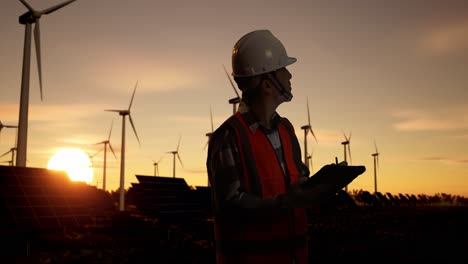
[302,164,366,190]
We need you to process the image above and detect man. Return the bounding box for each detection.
[207,29,333,264]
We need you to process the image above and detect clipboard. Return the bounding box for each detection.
[301,164,366,190]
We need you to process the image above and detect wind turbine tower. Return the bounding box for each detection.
[105,81,141,211]
[300,97,317,169]
[15,0,77,167]
[205,107,214,186]
[372,141,380,194]
[167,135,184,178]
[306,151,314,174]
[94,119,117,191]
[341,130,352,191]
[223,65,241,115]
[204,106,214,150]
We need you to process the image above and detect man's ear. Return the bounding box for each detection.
[261,78,275,95]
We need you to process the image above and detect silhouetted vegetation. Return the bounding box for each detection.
[3,186,468,263]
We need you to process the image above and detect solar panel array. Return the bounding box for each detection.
[128,175,212,223]
[0,165,111,234]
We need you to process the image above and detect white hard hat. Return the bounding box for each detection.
[232,29,296,78]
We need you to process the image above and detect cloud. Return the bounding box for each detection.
[391,105,468,131]
[30,103,111,122]
[419,19,468,56]
[86,51,208,93]
[419,156,468,165]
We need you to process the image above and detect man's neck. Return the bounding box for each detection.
[250,101,277,129]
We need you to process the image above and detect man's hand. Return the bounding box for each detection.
[278,178,337,208]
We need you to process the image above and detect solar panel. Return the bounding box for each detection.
[128,175,212,223]
[0,165,112,234]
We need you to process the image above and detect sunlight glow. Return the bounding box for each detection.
[47,148,93,184]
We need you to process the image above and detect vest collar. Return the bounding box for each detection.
[238,106,282,134]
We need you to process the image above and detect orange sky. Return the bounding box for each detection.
[0,0,467,197]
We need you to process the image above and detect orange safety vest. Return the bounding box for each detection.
[214,112,308,264]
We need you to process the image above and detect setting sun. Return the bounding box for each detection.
[47,148,94,184]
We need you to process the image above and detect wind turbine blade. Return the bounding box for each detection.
[0,149,11,159]
[108,118,114,140]
[176,135,181,151]
[347,144,352,165]
[91,148,103,158]
[19,0,34,12]
[306,97,311,127]
[34,21,43,101]
[348,132,352,142]
[104,109,122,113]
[310,128,318,143]
[128,115,141,146]
[203,140,209,150]
[128,81,138,111]
[177,153,184,168]
[374,140,378,153]
[376,155,379,169]
[210,106,214,132]
[223,64,240,98]
[158,154,166,163]
[108,143,117,160]
[42,0,77,15]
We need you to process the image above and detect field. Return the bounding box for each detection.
[3,190,468,264]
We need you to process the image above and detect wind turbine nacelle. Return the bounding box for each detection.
[19,12,37,24]
[229,97,241,104]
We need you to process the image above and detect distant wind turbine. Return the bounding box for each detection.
[15,0,77,167]
[341,130,352,191]
[105,81,141,211]
[1,147,17,166]
[300,97,317,169]
[86,149,101,166]
[94,119,117,191]
[167,135,184,178]
[341,130,352,165]
[223,64,241,115]
[0,121,18,145]
[204,106,214,150]
[372,141,380,194]
[152,155,165,176]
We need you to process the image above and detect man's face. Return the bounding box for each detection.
[272,67,293,103]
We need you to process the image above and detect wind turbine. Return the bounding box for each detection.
[1,147,17,166]
[300,97,317,169]
[341,130,352,191]
[105,81,141,211]
[167,135,184,178]
[0,121,18,145]
[15,0,77,167]
[204,106,214,150]
[341,130,352,165]
[372,141,380,194]
[152,155,165,176]
[94,119,117,191]
[86,149,102,168]
[223,65,241,115]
